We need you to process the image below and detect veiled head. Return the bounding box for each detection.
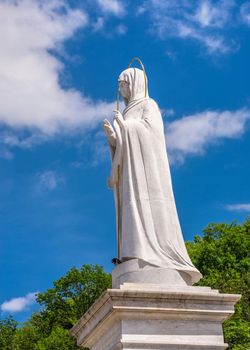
[118,68,148,105]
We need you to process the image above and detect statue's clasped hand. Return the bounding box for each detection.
[113,110,124,127]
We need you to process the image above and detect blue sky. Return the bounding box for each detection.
[0,0,250,323]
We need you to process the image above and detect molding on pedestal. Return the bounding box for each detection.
[70,284,240,350]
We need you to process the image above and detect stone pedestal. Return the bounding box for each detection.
[71,263,240,350]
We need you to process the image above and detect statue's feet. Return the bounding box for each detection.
[111,258,122,265]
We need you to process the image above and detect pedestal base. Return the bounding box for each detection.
[70,283,240,350]
[112,259,196,287]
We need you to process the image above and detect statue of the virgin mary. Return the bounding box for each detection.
[103,61,201,284]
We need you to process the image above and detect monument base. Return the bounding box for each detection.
[70,281,240,349]
[112,259,196,287]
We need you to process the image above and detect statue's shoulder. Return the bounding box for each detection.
[142,98,160,112]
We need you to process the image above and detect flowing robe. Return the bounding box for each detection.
[110,98,201,283]
[108,68,201,283]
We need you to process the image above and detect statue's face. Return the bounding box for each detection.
[119,80,130,99]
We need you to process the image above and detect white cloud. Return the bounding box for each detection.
[2,130,50,149]
[140,0,238,54]
[166,108,250,163]
[37,170,64,191]
[0,0,114,135]
[0,148,14,160]
[70,161,85,169]
[96,0,125,16]
[116,24,127,35]
[1,292,37,313]
[194,0,234,28]
[195,1,216,27]
[89,130,109,166]
[137,5,147,15]
[164,50,177,60]
[161,108,175,117]
[240,2,250,25]
[225,203,250,212]
[92,16,105,32]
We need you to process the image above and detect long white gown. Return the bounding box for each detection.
[108,67,201,283]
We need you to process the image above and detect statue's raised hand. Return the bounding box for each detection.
[103,118,116,147]
[103,118,114,138]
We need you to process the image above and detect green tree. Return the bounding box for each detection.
[186,219,250,350]
[13,323,41,350]
[34,327,77,350]
[28,264,111,349]
[0,317,17,350]
[34,264,111,335]
[1,264,111,350]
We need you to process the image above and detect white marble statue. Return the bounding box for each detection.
[103,67,201,282]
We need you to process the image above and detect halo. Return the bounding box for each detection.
[128,57,147,98]
[116,57,147,111]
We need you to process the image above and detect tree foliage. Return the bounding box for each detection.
[0,265,111,350]
[0,317,17,350]
[186,219,250,349]
[34,264,111,334]
[0,221,249,349]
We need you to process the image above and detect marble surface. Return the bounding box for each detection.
[103,67,201,282]
[70,284,240,349]
[112,258,194,288]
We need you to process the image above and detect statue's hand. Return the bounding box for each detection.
[113,110,124,128]
[107,177,115,189]
[103,118,115,138]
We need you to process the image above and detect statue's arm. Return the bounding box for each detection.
[108,132,117,147]
[108,118,123,189]
[114,108,149,130]
[114,101,159,131]
[141,99,160,127]
[113,101,161,138]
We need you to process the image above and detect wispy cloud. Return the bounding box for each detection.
[0,0,114,135]
[0,148,14,160]
[82,130,109,167]
[225,203,250,212]
[240,2,250,25]
[194,0,234,28]
[96,0,125,16]
[139,0,246,55]
[37,170,65,191]
[92,16,105,32]
[116,24,127,35]
[0,129,49,149]
[166,108,250,163]
[161,108,175,118]
[1,292,38,313]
